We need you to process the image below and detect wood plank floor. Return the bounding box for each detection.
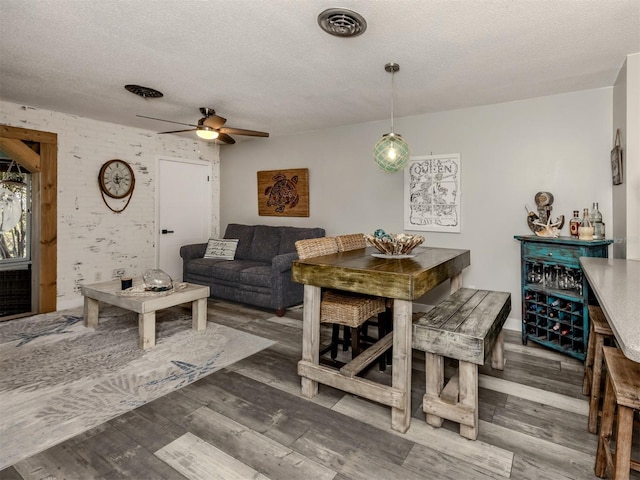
[2,300,639,480]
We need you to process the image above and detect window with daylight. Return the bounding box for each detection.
[0,157,31,264]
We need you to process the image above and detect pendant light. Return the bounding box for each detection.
[373,63,410,173]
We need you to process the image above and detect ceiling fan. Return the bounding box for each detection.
[137,107,269,144]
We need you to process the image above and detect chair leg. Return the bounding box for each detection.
[382,307,393,365]
[343,326,351,352]
[350,327,361,358]
[588,335,606,433]
[613,406,634,480]
[377,311,387,371]
[595,374,616,478]
[330,324,340,360]
[583,321,596,396]
[362,320,370,339]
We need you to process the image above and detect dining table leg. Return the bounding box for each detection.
[301,284,321,398]
[391,298,412,433]
[450,272,463,294]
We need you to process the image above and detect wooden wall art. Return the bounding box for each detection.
[257,168,309,217]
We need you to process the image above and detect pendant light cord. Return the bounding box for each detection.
[390,69,395,133]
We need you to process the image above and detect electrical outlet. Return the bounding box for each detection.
[113,268,125,278]
[95,272,102,281]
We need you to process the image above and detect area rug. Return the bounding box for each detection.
[0,305,274,469]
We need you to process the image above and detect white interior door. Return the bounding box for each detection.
[158,158,212,282]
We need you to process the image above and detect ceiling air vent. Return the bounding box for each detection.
[124,84,164,99]
[318,8,367,37]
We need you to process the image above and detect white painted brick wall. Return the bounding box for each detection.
[0,101,220,309]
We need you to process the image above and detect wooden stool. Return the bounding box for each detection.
[412,288,511,440]
[584,305,615,433]
[595,346,640,479]
[321,290,387,359]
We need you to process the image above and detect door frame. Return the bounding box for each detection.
[0,124,58,314]
[155,155,213,272]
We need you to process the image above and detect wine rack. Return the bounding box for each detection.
[514,235,612,361]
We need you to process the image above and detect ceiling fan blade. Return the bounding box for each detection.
[158,128,197,134]
[217,133,236,144]
[218,127,269,137]
[202,115,227,129]
[136,114,197,127]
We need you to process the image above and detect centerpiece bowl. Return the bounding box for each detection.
[364,230,424,256]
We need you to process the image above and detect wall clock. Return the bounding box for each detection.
[98,159,135,213]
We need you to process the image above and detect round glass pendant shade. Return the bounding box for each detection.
[373,133,411,173]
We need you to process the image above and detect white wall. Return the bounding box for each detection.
[220,88,613,323]
[613,53,640,260]
[0,86,619,319]
[612,61,628,258]
[0,101,221,309]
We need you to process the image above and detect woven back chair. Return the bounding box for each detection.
[295,237,339,259]
[336,233,366,252]
[294,237,386,361]
[336,233,392,368]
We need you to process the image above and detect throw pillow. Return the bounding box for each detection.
[203,238,239,260]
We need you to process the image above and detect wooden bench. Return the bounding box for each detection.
[412,288,511,440]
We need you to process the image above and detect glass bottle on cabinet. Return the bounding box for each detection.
[592,202,604,240]
[514,235,612,361]
[578,209,594,240]
[569,210,580,238]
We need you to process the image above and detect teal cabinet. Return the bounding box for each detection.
[514,235,612,361]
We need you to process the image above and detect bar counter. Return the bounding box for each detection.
[579,257,640,362]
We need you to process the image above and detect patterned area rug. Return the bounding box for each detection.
[0,305,274,469]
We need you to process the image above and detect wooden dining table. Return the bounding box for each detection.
[292,245,471,433]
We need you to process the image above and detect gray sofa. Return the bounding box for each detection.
[180,223,325,316]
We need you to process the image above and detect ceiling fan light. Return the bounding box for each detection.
[196,126,219,140]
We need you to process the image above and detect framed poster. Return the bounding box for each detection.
[258,168,309,217]
[404,153,461,232]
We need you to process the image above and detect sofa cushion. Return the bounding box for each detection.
[279,227,326,254]
[186,257,232,278]
[208,260,268,284]
[224,223,255,260]
[203,238,238,260]
[248,225,282,262]
[187,258,267,283]
[239,265,272,288]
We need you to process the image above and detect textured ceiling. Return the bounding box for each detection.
[1,0,639,142]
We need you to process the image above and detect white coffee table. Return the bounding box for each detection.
[81,279,210,349]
